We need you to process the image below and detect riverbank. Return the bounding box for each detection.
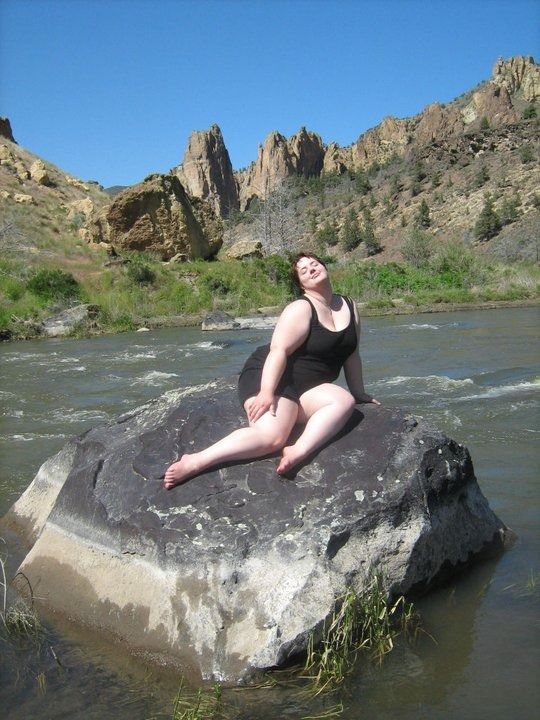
[2,249,538,340]
[138,296,540,327]
[2,296,538,342]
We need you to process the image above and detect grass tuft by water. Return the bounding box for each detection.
[0,549,42,642]
[170,678,223,720]
[302,575,419,694]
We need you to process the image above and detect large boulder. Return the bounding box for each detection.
[224,239,263,260]
[41,304,98,337]
[30,159,53,186]
[88,173,223,261]
[2,382,511,683]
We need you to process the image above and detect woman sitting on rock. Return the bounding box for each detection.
[164,252,380,488]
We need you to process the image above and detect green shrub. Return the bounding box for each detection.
[254,254,292,287]
[2,277,26,302]
[520,145,534,164]
[474,165,490,188]
[27,268,80,302]
[316,219,339,247]
[199,273,232,296]
[355,171,371,195]
[431,238,479,284]
[411,160,426,183]
[480,116,490,130]
[523,104,537,120]
[126,261,155,285]
[401,228,434,268]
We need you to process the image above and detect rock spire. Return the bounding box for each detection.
[175,124,239,218]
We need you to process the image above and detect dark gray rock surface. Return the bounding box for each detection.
[201,311,240,331]
[3,381,511,683]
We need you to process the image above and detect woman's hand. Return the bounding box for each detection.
[246,391,277,423]
[355,392,381,406]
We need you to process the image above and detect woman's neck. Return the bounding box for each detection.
[304,287,334,307]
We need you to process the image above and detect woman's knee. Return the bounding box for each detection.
[303,384,356,413]
[340,389,356,413]
[260,429,289,453]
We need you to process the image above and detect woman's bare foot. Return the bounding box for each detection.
[163,454,200,489]
[276,445,305,475]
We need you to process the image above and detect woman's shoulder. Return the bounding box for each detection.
[278,297,313,322]
[338,295,360,321]
[286,296,312,310]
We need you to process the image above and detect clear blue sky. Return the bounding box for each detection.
[1,0,538,188]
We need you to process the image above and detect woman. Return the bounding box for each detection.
[164,253,379,488]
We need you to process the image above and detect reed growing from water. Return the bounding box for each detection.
[0,553,42,641]
[303,575,419,694]
[171,679,223,720]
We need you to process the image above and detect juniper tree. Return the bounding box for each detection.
[341,209,362,251]
[474,165,490,188]
[499,195,521,226]
[474,193,501,241]
[362,208,381,256]
[316,219,339,247]
[355,171,371,196]
[415,199,431,228]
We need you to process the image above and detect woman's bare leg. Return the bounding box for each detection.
[164,396,299,488]
[277,384,356,475]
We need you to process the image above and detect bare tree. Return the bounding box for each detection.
[251,180,297,255]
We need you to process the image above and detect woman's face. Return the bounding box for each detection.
[295,256,328,291]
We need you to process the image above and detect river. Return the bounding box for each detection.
[1,307,538,719]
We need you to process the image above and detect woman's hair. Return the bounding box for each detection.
[290,252,327,291]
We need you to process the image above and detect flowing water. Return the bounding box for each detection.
[0,307,538,719]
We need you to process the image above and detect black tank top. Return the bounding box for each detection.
[240,295,358,397]
[288,295,358,394]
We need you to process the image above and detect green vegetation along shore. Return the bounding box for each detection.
[1,238,538,340]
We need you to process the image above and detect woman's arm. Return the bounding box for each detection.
[343,302,380,405]
[246,300,311,422]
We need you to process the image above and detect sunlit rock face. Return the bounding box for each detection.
[175,124,239,218]
[238,127,324,210]
[2,382,511,683]
[492,55,540,103]
[87,173,223,261]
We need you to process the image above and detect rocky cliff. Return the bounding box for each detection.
[492,55,539,102]
[238,127,324,210]
[224,56,539,260]
[175,124,239,218]
[0,116,16,143]
[175,56,537,237]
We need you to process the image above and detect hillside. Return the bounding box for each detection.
[173,56,539,261]
[0,122,111,275]
[0,56,538,340]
